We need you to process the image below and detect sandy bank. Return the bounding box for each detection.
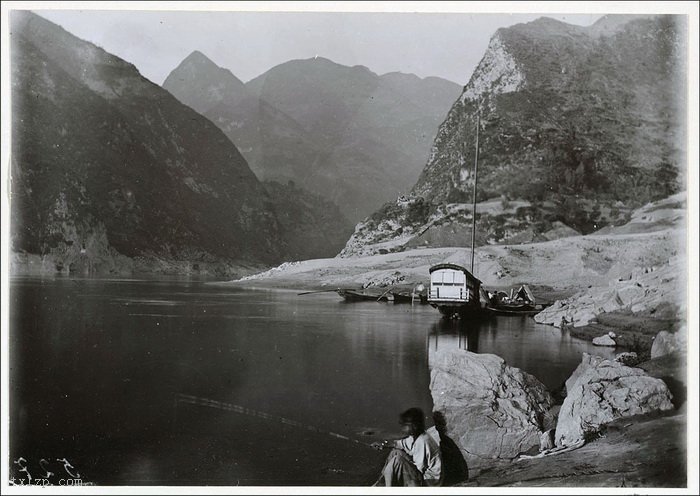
[226,226,684,296]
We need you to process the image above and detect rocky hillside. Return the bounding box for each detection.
[163,51,354,259]
[165,53,462,222]
[342,14,686,257]
[263,181,354,261]
[534,192,687,329]
[9,12,346,276]
[234,192,686,297]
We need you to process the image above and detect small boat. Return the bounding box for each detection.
[336,288,392,302]
[485,285,551,315]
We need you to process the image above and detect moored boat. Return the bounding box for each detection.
[485,284,551,316]
[336,288,392,302]
[390,290,428,305]
[427,263,484,318]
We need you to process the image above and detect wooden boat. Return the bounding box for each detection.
[427,263,484,318]
[336,288,392,302]
[485,303,545,316]
[485,285,551,316]
[390,290,428,305]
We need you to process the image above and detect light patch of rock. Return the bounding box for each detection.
[429,348,554,471]
[592,335,616,347]
[650,327,687,359]
[534,255,685,327]
[541,221,581,241]
[461,34,524,103]
[555,353,674,447]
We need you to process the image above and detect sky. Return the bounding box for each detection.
[32,7,606,86]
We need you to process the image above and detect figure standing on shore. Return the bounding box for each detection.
[371,407,443,486]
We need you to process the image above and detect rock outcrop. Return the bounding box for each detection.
[651,327,687,359]
[556,353,674,447]
[343,15,686,256]
[592,335,616,347]
[429,349,554,471]
[534,253,686,328]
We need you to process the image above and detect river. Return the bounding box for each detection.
[9,277,615,486]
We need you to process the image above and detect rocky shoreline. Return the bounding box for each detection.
[428,342,686,488]
[225,253,687,487]
[218,199,688,487]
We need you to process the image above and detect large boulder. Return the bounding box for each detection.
[556,353,674,447]
[592,334,617,346]
[533,295,606,328]
[651,327,687,359]
[429,349,554,471]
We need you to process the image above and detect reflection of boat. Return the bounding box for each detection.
[336,288,392,302]
[485,285,551,315]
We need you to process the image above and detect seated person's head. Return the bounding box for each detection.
[399,407,425,437]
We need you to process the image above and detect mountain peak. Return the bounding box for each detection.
[163,51,247,114]
[587,14,660,38]
[305,55,335,64]
[381,71,421,82]
[181,50,216,66]
[502,16,588,39]
[174,50,243,84]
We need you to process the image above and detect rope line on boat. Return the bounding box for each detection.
[175,393,375,448]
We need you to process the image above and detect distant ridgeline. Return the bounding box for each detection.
[342,14,687,257]
[9,11,351,276]
[163,51,462,223]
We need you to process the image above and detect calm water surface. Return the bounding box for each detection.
[10,277,614,486]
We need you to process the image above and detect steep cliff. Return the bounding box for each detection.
[10,12,291,275]
[342,15,686,257]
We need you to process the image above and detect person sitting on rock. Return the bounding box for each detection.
[371,407,443,486]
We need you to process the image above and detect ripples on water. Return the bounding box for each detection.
[9,277,614,486]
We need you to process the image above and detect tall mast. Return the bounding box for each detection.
[471,110,480,273]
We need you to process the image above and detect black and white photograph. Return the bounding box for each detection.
[1,1,698,492]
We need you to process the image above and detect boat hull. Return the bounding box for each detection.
[485,305,540,316]
[336,289,391,302]
[430,302,484,319]
[484,301,552,316]
[391,292,428,304]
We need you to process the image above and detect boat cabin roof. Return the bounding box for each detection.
[428,263,482,284]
